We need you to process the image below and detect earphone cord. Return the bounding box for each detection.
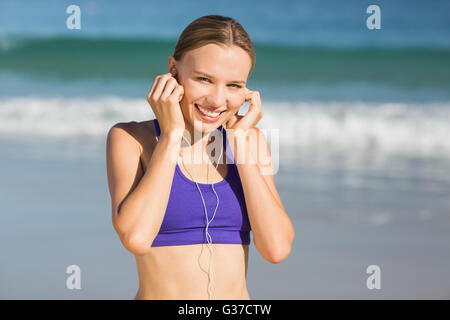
[180,127,224,300]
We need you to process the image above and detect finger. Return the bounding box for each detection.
[152,74,172,100]
[160,77,178,100]
[226,114,243,128]
[148,75,162,100]
[240,98,262,126]
[171,84,184,102]
[247,91,261,111]
[238,111,259,130]
[243,90,255,103]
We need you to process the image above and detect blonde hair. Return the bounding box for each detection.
[173,15,255,76]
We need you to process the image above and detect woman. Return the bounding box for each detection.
[106,15,295,300]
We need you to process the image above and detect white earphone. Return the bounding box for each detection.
[181,126,224,300]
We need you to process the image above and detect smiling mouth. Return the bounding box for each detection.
[194,104,225,117]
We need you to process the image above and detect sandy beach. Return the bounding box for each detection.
[1,137,449,299]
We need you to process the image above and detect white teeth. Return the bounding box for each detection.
[197,104,221,118]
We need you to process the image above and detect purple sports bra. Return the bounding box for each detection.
[151,118,252,247]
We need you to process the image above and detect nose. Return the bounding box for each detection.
[205,85,227,108]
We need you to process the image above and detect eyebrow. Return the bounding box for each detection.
[193,70,246,84]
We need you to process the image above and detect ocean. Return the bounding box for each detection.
[1,0,450,299]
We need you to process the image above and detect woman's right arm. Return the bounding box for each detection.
[106,125,182,256]
[106,72,185,256]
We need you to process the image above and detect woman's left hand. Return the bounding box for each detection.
[226,88,263,133]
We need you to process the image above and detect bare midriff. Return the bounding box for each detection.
[132,121,250,300]
[134,243,250,300]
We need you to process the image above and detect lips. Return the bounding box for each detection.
[194,103,225,122]
[194,104,225,118]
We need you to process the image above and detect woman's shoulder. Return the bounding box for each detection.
[109,120,158,168]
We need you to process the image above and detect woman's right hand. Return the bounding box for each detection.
[147,72,185,137]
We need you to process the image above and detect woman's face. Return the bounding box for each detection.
[169,43,252,133]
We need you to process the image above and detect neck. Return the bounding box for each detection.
[182,122,223,150]
[180,122,225,166]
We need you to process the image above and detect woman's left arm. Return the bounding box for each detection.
[234,127,295,264]
[226,88,295,264]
